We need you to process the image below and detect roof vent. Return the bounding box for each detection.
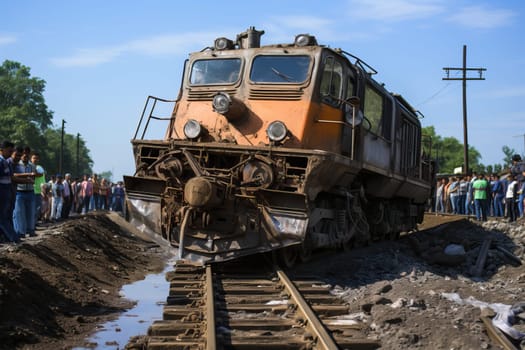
[237,26,265,49]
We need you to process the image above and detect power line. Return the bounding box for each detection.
[416,82,452,107]
[416,70,460,107]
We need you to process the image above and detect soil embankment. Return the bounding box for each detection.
[0,212,169,350]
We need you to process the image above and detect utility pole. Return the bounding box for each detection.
[60,119,66,175]
[443,45,486,174]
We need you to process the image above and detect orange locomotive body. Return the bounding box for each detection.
[124,27,433,264]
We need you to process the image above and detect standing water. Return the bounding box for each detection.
[74,261,174,349]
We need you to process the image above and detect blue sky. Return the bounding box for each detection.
[2,0,524,180]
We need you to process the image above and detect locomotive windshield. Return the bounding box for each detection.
[250,55,310,83]
[190,58,242,85]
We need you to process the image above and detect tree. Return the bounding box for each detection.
[0,60,93,178]
[422,126,481,174]
[98,171,113,182]
[502,145,516,168]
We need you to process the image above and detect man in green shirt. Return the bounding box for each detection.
[472,173,489,221]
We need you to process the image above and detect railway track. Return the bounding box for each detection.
[127,259,380,350]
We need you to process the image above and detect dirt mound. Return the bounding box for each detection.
[0,212,168,350]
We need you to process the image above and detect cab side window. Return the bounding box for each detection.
[345,76,355,99]
[320,57,343,106]
[364,83,384,135]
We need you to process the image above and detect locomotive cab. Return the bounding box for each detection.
[125,27,433,264]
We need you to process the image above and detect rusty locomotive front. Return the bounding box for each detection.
[124,27,433,265]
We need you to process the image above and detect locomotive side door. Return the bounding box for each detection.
[341,70,359,158]
[318,55,358,157]
[361,79,394,172]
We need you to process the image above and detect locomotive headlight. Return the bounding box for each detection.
[212,92,231,114]
[294,34,317,47]
[183,119,202,139]
[214,37,234,50]
[266,121,288,142]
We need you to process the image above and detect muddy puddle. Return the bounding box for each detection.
[74,262,174,349]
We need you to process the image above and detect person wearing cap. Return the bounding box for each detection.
[31,152,46,227]
[0,141,19,243]
[12,148,37,238]
[510,154,525,182]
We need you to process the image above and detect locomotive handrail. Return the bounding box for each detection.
[340,50,378,76]
[133,95,177,140]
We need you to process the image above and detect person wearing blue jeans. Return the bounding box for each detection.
[491,174,505,217]
[473,174,488,221]
[465,174,475,215]
[0,141,19,243]
[13,151,36,238]
[519,174,525,218]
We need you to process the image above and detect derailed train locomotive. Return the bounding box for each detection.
[124,27,433,264]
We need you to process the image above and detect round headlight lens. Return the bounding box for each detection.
[266,121,287,142]
[294,34,317,47]
[212,92,231,114]
[183,119,202,139]
[214,37,234,50]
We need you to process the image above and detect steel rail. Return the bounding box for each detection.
[481,317,518,350]
[277,268,339,350]
[206,264,216,350]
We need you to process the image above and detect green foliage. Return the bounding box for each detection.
[422,126,517,175]
[98,171,113,182]
[0,60,93,178]
[422,126,481,173]
[502,145,516,168]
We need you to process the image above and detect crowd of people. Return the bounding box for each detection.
[0,141,126,244]
[432,154,525,223]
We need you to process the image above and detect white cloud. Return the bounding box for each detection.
[446,5,516,29]
[348,0,444,22]
[51,32,217,67]
[0,34,16,46]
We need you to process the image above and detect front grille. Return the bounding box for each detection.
[187,88,237,101]
[249,88,303,100]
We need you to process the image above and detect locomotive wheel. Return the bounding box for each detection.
[277,246,298,268]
